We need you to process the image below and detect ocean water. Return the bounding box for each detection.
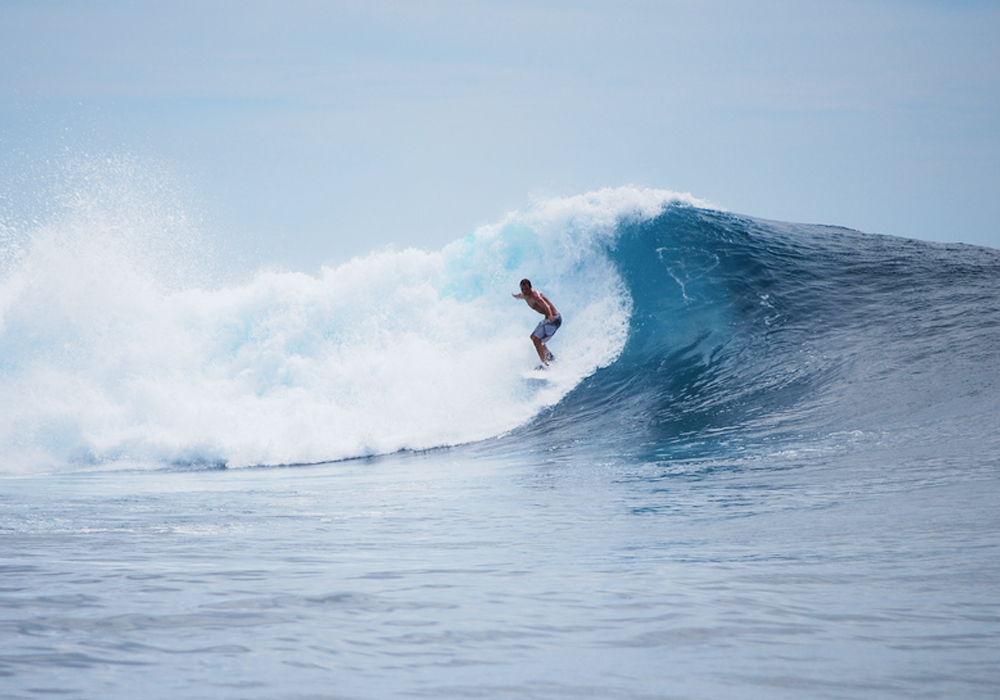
[1,184,999,699]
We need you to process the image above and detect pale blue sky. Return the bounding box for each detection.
[2,0,998,269]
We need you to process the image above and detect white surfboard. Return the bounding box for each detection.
[521,364,554,383]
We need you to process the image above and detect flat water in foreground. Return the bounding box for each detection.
[2,437,998,700]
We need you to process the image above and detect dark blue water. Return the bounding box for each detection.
[2,190,999,698]
[517,206,1000,463]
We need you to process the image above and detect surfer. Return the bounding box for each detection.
[512,278,562,366]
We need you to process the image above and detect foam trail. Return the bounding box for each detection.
[0,177,706,473]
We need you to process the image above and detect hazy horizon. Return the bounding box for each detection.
[2,0,998,271]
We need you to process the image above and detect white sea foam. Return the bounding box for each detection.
[0,179,696,473]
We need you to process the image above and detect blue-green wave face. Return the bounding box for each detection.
[516,205,1000,464]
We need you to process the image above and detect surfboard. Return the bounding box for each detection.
[521,365,552,382]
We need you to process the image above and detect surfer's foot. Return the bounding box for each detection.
[545,350,555,362]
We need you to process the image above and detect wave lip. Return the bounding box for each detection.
[520,206,1000,464]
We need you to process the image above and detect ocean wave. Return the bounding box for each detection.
[0,186,697,472]
[3,180,999,474]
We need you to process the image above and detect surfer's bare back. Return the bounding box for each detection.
[512,278,562,366]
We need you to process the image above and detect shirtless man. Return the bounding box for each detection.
[512,278,562,366]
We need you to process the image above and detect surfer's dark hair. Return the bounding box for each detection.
[520,278,532,289]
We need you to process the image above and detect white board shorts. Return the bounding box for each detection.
[531,314,562,343]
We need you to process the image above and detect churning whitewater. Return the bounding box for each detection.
[0,187,710,472]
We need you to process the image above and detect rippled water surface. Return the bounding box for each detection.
[3,436,998,699]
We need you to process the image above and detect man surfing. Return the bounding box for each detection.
[512,278,562,367]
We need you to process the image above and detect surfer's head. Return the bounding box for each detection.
[520,278,532,293]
